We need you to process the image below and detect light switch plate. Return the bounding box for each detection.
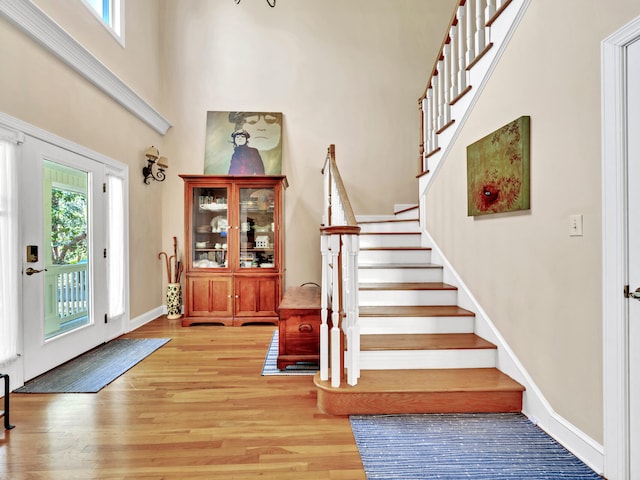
[569,214,583,236]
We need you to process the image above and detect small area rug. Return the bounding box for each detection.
[261,330,318,376]
[350,413,601,479]
[15,338,170,393]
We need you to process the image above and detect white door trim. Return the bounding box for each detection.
[0,112,130,387]
[602,15,640,480]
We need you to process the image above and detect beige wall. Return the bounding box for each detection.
[159,0,456,288]
[425,0,640,443]
[1,0,455,313]
[0,0,167,318]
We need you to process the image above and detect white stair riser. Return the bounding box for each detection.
[358,221,420,233]
[359,267,443,283]
[360,234,422,248]
[359,289,457,306]
[359,249,431,264]
[359,349,496,370]
[359,316,475,335]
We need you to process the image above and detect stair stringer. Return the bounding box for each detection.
[419,226,604,475]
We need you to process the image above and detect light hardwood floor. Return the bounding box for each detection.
[0,318,365,480]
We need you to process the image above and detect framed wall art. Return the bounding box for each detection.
[467,115,531,216]
[204,111,283,175]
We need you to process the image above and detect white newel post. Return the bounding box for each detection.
[320,232,330,381]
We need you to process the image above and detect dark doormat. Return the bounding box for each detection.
[15,338,170,393]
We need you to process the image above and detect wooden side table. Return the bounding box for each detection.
[277,286,322,369]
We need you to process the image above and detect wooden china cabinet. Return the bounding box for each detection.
[180,175,287,326]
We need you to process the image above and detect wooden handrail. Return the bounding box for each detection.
[320,144,361,387]
[419,2,462,102]
[324,145,358,227]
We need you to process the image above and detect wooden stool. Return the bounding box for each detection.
[1,373,15,430]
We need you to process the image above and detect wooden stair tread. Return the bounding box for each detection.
[360,333,496,351]
[314,368,524,394]
[394,205,419,215]
[359,305,475,317]
[360,231,421,235]
[360,246,431,251]
[360,282,456,291]
[359,263,441,269]
[358,219,418,225]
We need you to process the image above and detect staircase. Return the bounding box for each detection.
[314,205,524,415]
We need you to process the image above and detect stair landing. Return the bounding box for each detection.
[314,368,524,416]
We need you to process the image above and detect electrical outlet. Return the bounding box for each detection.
[569,214,583,236]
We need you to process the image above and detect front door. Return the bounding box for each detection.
[628,37,640,479]
[21,136,108,380]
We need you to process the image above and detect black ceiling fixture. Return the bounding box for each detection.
[234,0,276,7]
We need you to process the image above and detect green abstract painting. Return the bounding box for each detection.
[467,116,530,216]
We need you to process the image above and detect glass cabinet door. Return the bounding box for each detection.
[192,186,229,269]
[238,187,275,269]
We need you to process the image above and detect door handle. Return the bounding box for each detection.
[25,267,47,276]
[625,286,640,300]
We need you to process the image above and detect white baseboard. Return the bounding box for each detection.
[128,306,165,332]
[420,227,604,475]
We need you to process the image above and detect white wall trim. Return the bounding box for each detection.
[0,112,127,170]
[421,226,605,475]
[602,15,640,480]
[0,0,170,135]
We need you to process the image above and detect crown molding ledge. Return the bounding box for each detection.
[0,0,171,135]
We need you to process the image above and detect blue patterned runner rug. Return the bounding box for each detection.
[261,330,318,376]
[350,413,601,479]
[15,338,170,393]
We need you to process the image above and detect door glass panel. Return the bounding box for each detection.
[193,187,229,268]
[239,187,275,269]
[44,160,90,340]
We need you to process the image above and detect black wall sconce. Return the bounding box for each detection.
[142,146,168,184]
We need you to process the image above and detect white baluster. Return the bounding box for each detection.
[435,62,444,130]
[330,234,342,388]
[449,23,459,101]
[421,96,428,169]
[456,6,467,93]
[475,0,486,55]
[429,87,438,151]
[425,88,434,154]
[465,0,475,65]
[347,322,360,386]
[322,163,330,226]
[458,4,468,92]
[442,39,452,126]
[485,0,496,22]
[349,235,360,384]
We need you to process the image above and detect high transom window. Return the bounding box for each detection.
[82,0,123,43]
